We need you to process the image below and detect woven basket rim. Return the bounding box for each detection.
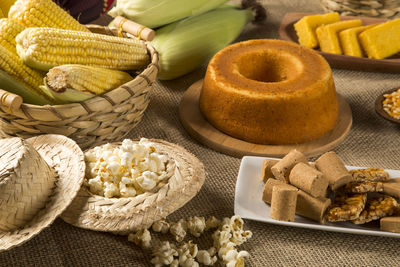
[1,25,159,121]
[61,139,206,233]
[0,134,85,251]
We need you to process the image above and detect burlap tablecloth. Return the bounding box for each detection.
[2,0,400,266]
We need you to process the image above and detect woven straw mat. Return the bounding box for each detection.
[0,25,159,150]
[0,134,85,252]
[61,139,206,234]
[1,0,400,266]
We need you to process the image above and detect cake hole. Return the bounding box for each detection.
[236,50,302,83]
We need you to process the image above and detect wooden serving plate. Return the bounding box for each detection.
[375,88,400,124]
[179,80,353,158]
[279,13,400,73]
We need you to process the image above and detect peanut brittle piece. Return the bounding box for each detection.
[352,196,399,225]
[326,193,367,222]
[350,168,389,182]
[344,181,384,193]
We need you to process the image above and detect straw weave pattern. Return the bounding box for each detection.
[0,26,159,150]
[0,138,55,232]
[0,135,85,252]
[61,139,206,233]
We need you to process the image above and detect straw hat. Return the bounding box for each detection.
[61,139,205,234]
[0,134,85,251]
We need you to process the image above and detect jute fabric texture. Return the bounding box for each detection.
[1,0,400,265]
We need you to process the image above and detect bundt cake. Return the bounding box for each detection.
[199,39,339,145]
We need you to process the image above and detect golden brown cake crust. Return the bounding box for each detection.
[199,39,339,145]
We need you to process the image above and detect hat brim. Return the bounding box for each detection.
[61,139,205,233]
[0,134,85,251]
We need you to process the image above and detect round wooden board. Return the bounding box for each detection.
[179,80,353,158]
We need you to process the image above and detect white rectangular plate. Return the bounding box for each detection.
[234,156,400,238]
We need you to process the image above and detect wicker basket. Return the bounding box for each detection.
[321,0,400,19]
[0,25,159,150]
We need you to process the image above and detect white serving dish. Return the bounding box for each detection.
[234,156,400,238]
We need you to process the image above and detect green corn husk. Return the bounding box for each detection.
[151,6,253,80]
[0,69,51,105]
[108,0,228,28]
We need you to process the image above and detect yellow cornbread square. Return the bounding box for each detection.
[316,19,362,54]
[294,12,340,49]
[359,19,400,59]
[339,24,377,57]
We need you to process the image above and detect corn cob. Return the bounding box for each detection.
[16,27,149,71]
[0,0,16,17]
[0,45,52,105]
[151,5,253,80]
[41,65,133,103]
[0,18,25,55]
[108,0,228,28]
[8,0,89,32]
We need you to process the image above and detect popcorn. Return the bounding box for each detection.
[205,216,221,230]
[150,241,178,267]
[146,215,252,267]
[187,216,206,237]
[224,250,250,267]
[103,182,119,198]
[84,138,170,198]
[177,241,199,267]
[196,249,218,266]
[152,219,170,234]
[170,219,187,242]
[128,229,152,249]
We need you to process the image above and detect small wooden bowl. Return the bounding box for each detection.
[375,88,400,124]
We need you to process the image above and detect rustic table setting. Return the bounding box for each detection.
[1,0,400,266]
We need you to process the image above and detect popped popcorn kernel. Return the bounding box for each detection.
[170,219,187,242]
[187,216,206,237]
[128,229,152,249]
[150,241,178,267]
[152,219,170,234]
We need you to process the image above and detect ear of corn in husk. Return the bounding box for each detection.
[16,27,149,71]
[0,18,25,55]
[41,65,134,104]
[108,0,229,28]
[0,44,54,105]
[8,0,89,32]
[151,5,253,80]
[0,69,50,105]
[0,0,16,17]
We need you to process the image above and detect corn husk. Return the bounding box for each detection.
[151,5,253,80]
[108,0,229,28]
[0,69,50,105]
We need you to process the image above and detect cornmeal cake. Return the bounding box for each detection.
[359,19,400,59]
[339,24,376,57]
[294,12,340,48]
[316,19,362,54]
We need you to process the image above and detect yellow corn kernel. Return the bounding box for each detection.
[0,18,25,55]
[0,45,52,103]
[9,0,89,32]
[294,12,340,49]
[339,24,377,57]
[316,19,362,54]
[382,88,400,119]
[16,27,149,71]
[359,19,400,59]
